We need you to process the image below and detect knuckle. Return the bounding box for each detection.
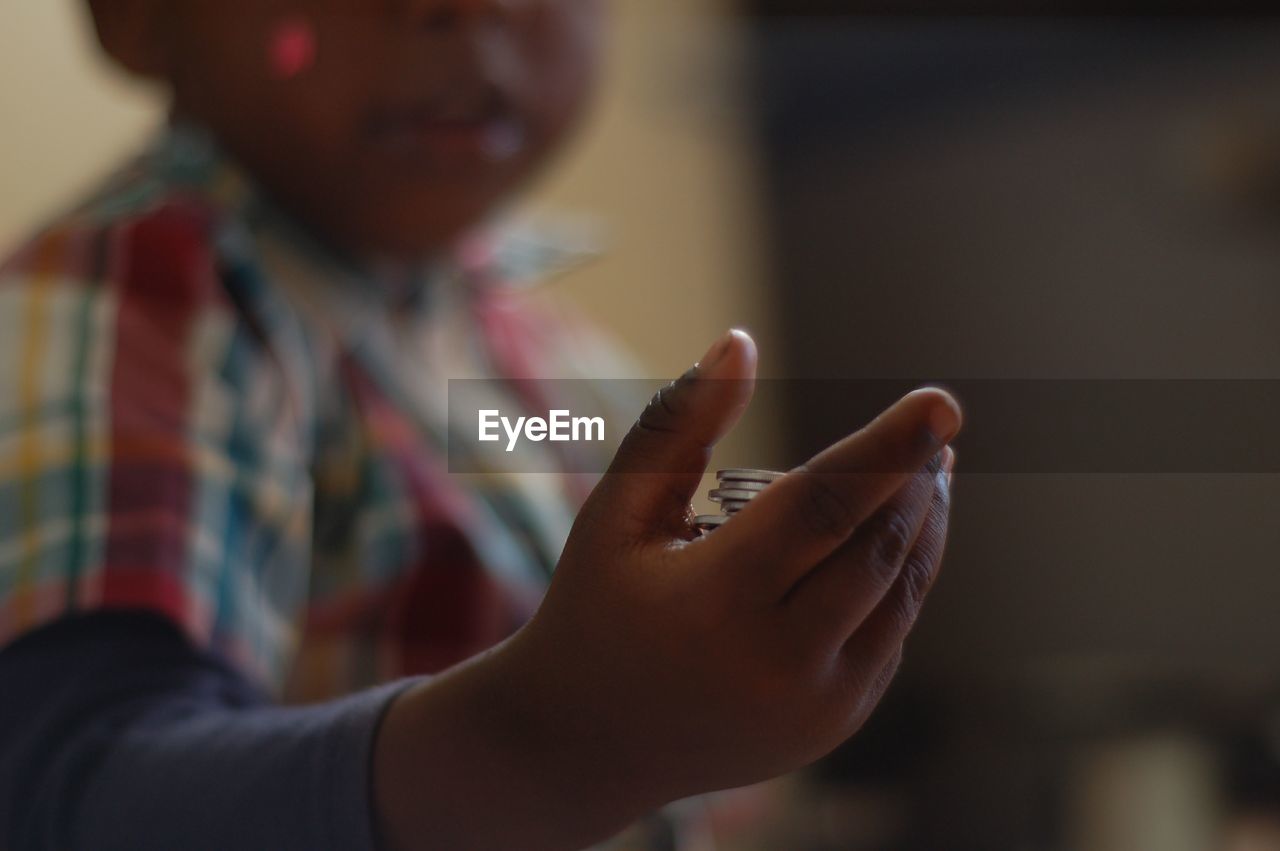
[634,375,693,436]
[915,508,949,564]
[869,508,914,570]
[888,596,919,640]
[797,470,855,539]
[895,555,935,626]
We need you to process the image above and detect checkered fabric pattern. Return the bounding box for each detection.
[0,125,632,698]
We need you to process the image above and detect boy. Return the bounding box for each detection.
[0,1,961,849]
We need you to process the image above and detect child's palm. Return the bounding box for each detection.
[499,332,958,806]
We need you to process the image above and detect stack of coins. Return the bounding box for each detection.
[693,468,784,534]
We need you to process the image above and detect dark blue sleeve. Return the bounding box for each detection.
[0,612,416,851]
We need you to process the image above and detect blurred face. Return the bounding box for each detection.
[143,0,604,262]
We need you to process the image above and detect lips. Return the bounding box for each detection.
[368,82,527,164]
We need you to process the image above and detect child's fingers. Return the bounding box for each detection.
[845,646,905,738]
[584,330,756,541]
[699,387,961,600]
[783,448,949,649]
[841,465,953,690]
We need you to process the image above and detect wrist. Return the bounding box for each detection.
[373,636,657,851]
[486,630,673,827]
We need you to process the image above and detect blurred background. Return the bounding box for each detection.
[4,2,1280,849]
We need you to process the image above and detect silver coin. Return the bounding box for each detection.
[693,514,728,528]
[709,488,764,503]
[720,500,750,514]
[716,481,762,493]
[716,469,783,484]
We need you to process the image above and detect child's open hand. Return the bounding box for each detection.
[375,330,960,851]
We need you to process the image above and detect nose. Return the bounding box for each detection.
[392,0,513,28]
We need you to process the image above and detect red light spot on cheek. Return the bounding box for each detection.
[269,16,317,80]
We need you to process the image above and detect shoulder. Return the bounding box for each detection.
[0,177,312,444]
[1,184,226,311]
[0,193,234,415]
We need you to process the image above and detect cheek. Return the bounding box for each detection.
[268,16,319,80]
[520,3,605,137]
[258,14,385,150]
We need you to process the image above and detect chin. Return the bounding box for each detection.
[321,157,539,263]
[353,207,494,264]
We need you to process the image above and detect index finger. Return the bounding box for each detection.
[699,387,961,600]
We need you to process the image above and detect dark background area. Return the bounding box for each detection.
[744,2,1277,16]
[745,15,1280,850]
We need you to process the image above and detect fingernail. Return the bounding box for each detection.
[696,329,736,371]
[942,446,956,487]
[927,395,962,445]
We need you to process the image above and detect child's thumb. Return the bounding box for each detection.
[585,330,757,541]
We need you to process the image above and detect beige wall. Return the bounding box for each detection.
[524,0,779,464]
[0,2,161,242]
[524,1,775,376]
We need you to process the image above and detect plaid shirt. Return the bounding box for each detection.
[0,125,634,700]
